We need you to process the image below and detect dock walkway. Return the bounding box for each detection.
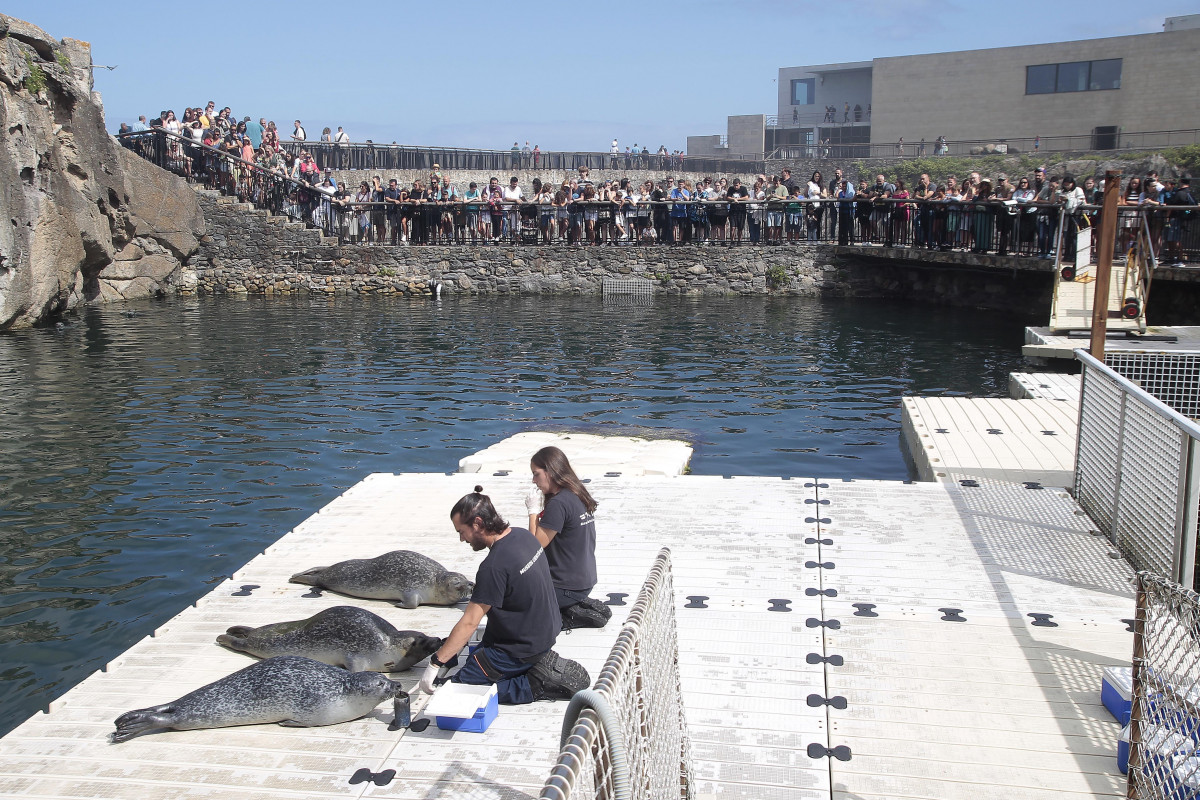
[0,469,1134,799]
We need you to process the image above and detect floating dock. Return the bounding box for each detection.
[901,392,1078,487]
[1023,326,1200,360]
[0,453,1135,799]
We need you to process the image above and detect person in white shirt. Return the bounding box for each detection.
[503,177,525,241]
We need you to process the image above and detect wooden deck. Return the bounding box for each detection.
[0,472,1134,800]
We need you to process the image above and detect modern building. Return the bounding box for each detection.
[690,17,1200,159]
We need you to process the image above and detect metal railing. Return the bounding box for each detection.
[280,141,764,175]
[119,128,349,239]
[766,127,1200,161]
[541,547,693,800]
[114,131,1200,262]
[1127,572,1200,799]
[1074,350,1200,588]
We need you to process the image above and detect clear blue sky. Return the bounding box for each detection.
[5,1,1193,151]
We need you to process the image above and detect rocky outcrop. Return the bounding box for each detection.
[0,13,204,330]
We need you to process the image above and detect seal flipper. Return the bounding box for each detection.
[394,592,421,610]
[343,654,370,673]
[110,705,175,743]
[288,568,328,586]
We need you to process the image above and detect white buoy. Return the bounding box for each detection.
[435,282,442,299]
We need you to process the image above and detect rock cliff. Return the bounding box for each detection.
[0,13,204,330]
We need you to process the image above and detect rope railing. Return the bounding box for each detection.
[541,547,693,800]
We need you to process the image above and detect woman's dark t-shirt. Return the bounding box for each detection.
[539,490,597,593]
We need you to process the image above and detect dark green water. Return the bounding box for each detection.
[0,294,1038,734]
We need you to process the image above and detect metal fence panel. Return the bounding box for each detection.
[1075,350,1200,587]
[1108,353,1200,420]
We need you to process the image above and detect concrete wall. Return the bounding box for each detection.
[728,115,766,157]
[870,28,1200,145]
[686,135,724,157]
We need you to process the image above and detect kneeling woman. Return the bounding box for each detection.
[525,446,611,629]
[420,487,589,703]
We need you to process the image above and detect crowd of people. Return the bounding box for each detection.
[118,105,1194,262]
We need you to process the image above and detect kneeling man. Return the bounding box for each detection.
[420,486,589,703]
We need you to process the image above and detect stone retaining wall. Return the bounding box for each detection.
[185,190,1061,312]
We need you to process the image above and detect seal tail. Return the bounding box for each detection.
[288,568,328,586]
[110,705,175,744]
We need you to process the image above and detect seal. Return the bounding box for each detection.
[216,606,443,673]
[109,655,399,743]
[289,550,474,608]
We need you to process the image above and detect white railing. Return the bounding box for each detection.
[1075,350,1200,586]
[540,547,693,800]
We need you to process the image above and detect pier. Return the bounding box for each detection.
[0,434,1137,799]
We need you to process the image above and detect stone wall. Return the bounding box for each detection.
[186,190,1060,312]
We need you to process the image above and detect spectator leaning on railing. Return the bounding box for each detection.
[118,113,1195,259]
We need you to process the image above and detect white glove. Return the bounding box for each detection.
[524,483,544,515]
[419,661,449,694]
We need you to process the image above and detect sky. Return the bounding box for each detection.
[5,1,1195,151]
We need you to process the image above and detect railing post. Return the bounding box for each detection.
[1177,438,1200,589]
[1110,390,1128,553]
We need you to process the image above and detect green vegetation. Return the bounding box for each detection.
[766,263,789,289]
[23,54,46,94]
[377,267,398,277]
[1162,146,1200,174]
[56,50,71,71]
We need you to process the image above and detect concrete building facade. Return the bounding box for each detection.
[691,18,1200,158]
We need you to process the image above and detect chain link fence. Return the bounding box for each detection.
[1129,572,1200,798]
[540,547,693,800]
[1075,350,1200,588]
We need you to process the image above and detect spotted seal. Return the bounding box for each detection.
[289,550,473,608]
[109,655,399,743]
[216,606,442,673]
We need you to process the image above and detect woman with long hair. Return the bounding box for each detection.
[524,446,610,629]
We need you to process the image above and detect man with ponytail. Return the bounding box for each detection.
[525,446,612,630]
[419,485,590,704]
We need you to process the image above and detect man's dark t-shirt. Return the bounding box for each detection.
[471,526,559,660]
[539,490,597,594]
[384,187,401,217]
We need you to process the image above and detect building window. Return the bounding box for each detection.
[791,78,815,105]
[1026,59,1122,95]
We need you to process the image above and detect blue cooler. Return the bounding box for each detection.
[425,683,499,733]
[1103,666,1133,725]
